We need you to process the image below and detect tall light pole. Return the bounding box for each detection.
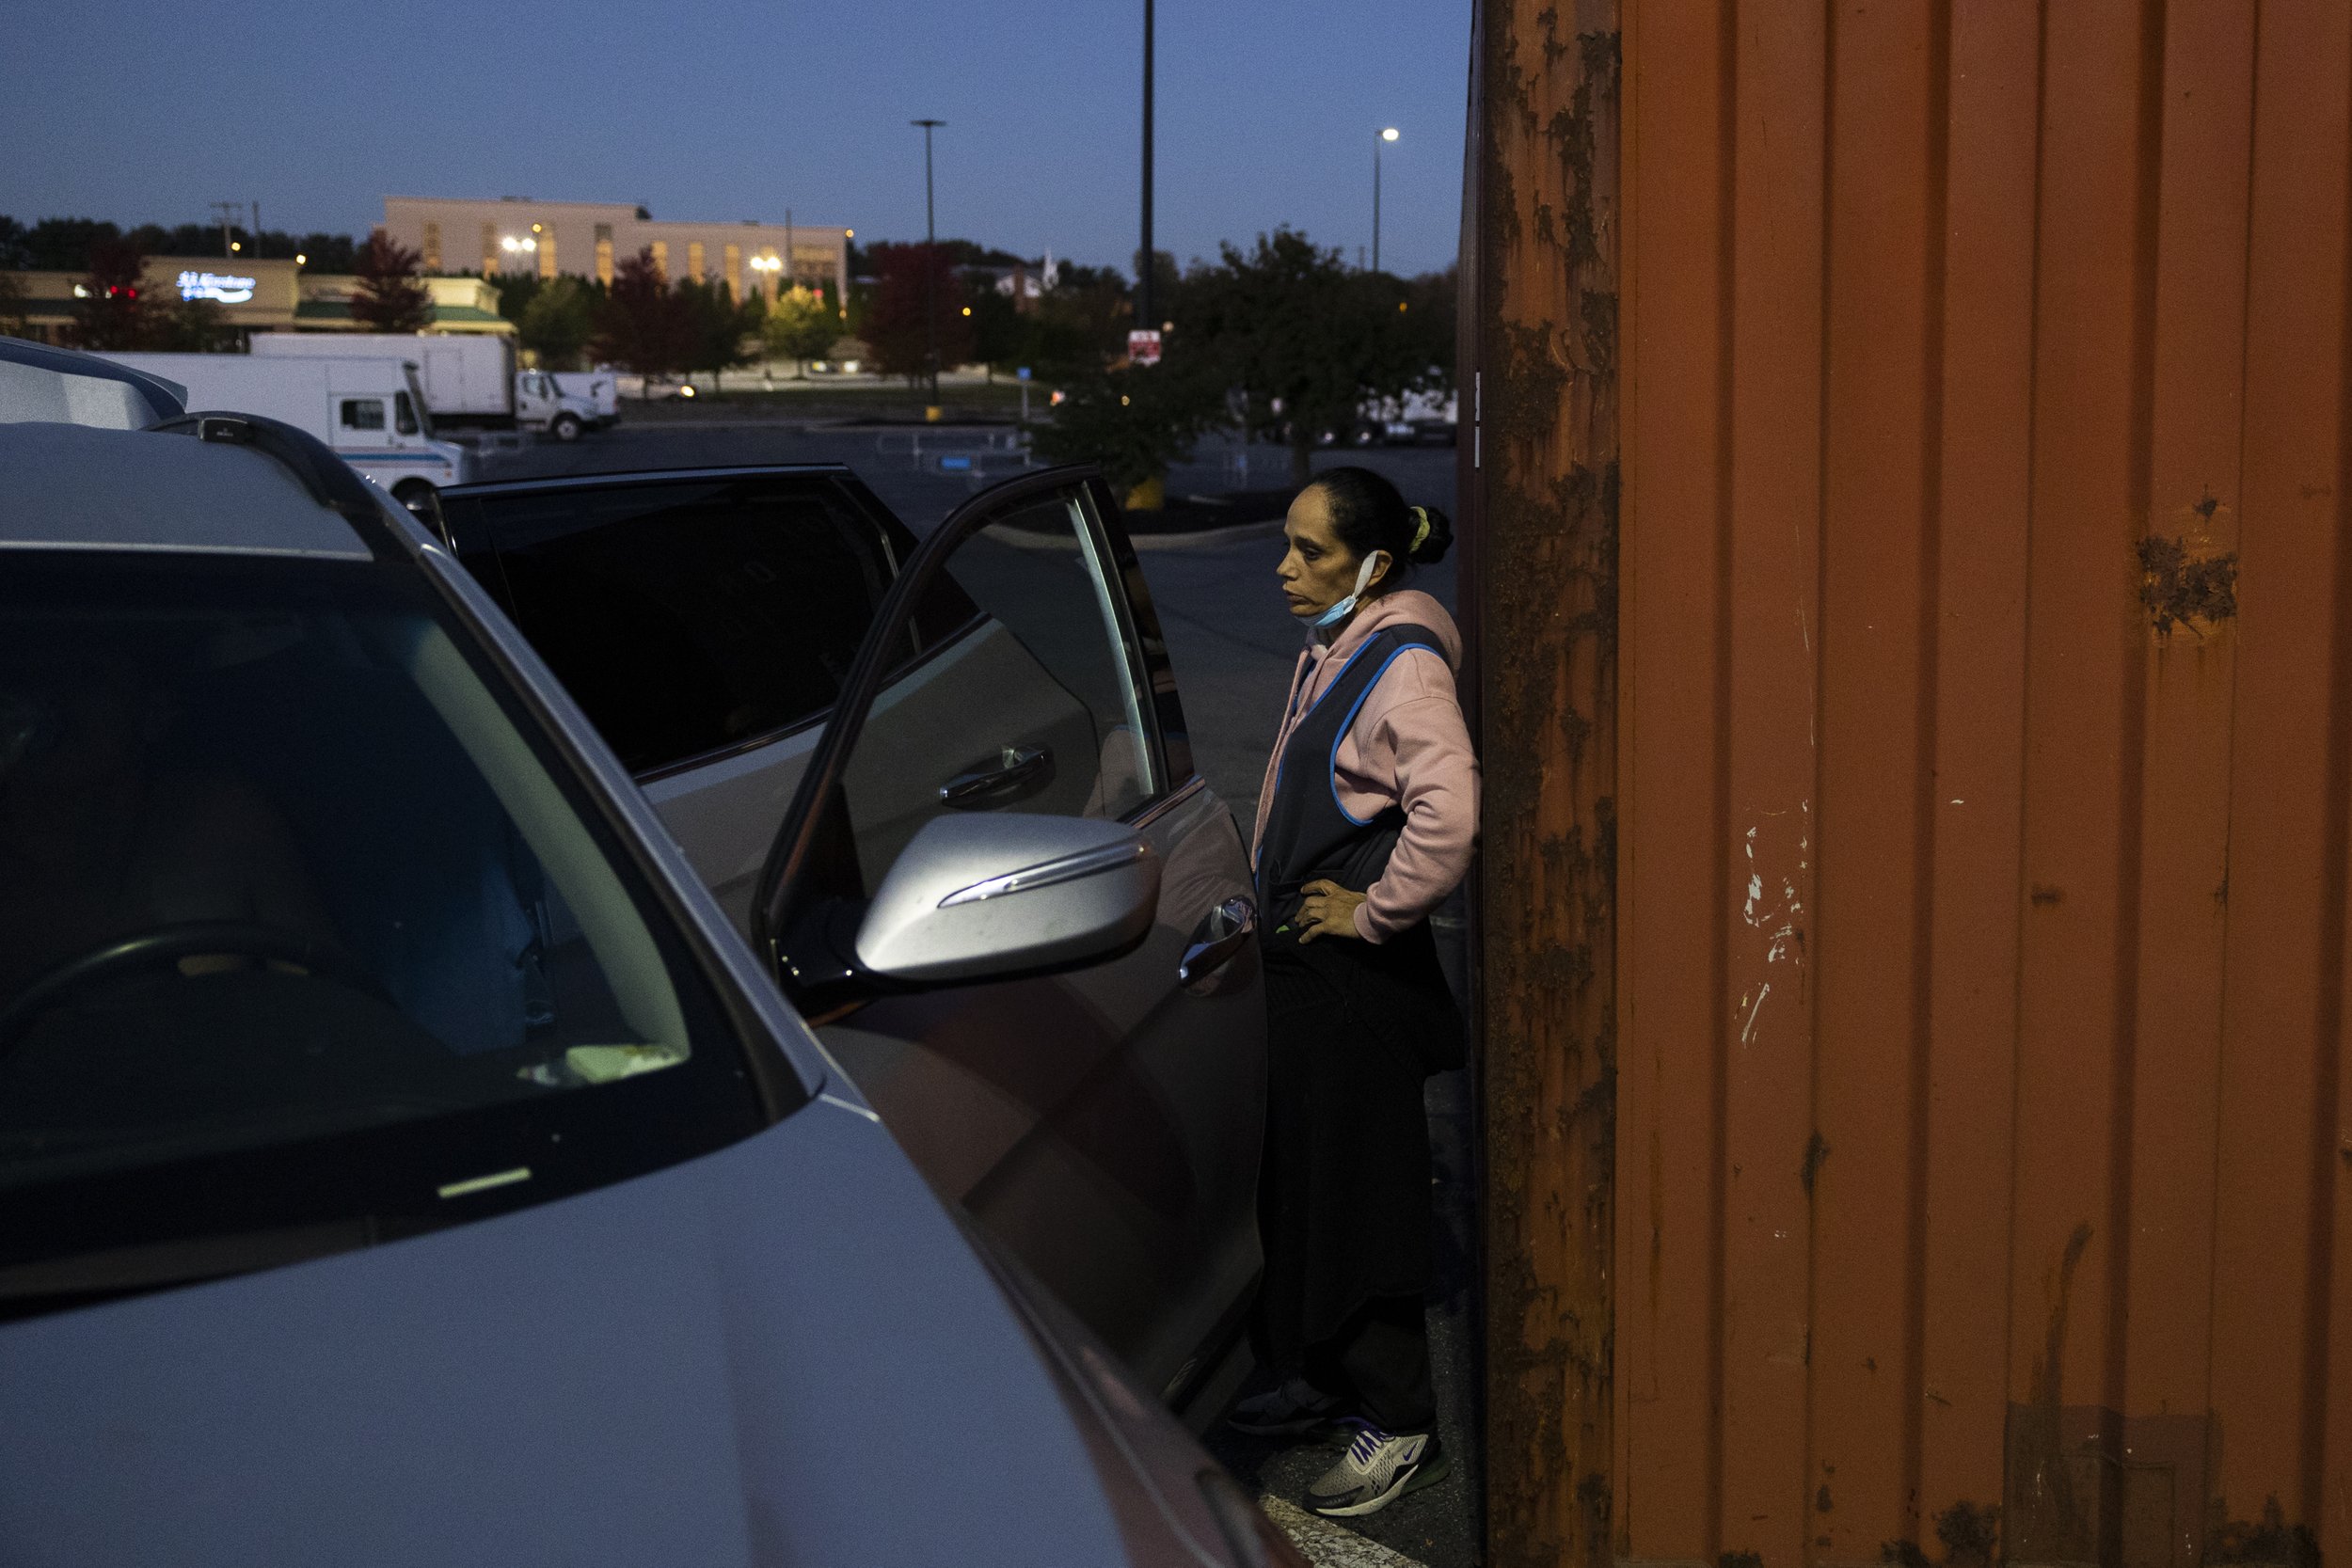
[1374,127,1399,274]
[912,118,946,411]
[1138,0,1154,334]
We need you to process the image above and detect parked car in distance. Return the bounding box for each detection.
[0,340,1304,1568]
[97,350,472,515]
[254,333,598,441]
[435,461,1270,1420]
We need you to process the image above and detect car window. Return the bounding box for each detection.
[834,481,1163,884]
[461,476,898,776]
[394,391,420,436]
[0,553,771,1290]
[340,398,385,433]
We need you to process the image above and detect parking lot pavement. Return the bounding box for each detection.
[479,422,1480,1566]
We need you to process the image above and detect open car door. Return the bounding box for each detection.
[755,467,1266,1412]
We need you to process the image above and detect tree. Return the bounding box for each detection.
[146,297,234,352]
[0,271,30,340]
[763,285,839,376]
[1028,348,1226,506]
[352,230,432,332]
[1184,228,1429,484]
[590,248,691,376]
[518,277,597,369]
[676,279,762,381]
[865,242,973,386]
[67,236,151,350]
[23,217,120,272]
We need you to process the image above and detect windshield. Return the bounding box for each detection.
[401,367,437,437]
[0,554,771,1296]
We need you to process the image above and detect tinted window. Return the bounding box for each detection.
[464,476,896,774]
[0,554,771,1293]
[393,391,420,435]
[340,398,385,432]
[834,483,1162,882]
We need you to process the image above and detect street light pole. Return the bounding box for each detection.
[912,118,946,411]
[1375,127,1399,274]
[1139,0,1154,333]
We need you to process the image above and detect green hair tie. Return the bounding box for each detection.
[1409,506,1430,553]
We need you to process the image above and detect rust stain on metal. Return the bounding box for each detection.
[1469,3,1620,1565]
[2137,532,2239,637]
[1800,1130,1831,1196]
[2006,1225,2096,1563]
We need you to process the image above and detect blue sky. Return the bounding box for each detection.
[1,0,1470,278]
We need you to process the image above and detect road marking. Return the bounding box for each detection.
[1258,1494,1432,1568]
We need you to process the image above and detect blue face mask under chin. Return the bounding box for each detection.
[1311,554,1385,633]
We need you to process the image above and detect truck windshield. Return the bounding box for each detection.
[400,371,436,436]
[0,553,776,1303]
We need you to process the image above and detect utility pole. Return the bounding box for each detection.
[912,119,946,414]
[1374,128,1398,273]
[1138,0,1154,333]
[210,201,241,258]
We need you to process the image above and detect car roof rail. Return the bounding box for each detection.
[0,337,187,427]
[149,410,412,560]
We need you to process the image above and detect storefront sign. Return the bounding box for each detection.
[176,271,256,305]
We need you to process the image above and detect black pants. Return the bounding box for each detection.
[1303,1293,1435,1433]
[1256,940,1442,1434]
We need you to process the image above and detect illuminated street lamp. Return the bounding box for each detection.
[1374,127,1399,274]
[749,252,783,302]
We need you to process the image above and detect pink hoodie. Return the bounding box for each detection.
[1250,588,1481,942]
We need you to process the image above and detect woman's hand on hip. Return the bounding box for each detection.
[1295,879,1367,942]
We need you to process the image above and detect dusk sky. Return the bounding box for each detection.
[2,0,1470,279]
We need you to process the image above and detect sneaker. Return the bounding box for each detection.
[1305,1422,1451,1517]
[1227,1376,1351,1439]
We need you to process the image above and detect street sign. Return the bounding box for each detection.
[1126,329,1163,366]
[1015,365,1032,381]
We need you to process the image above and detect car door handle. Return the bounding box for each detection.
[940,744,1052,807]
[1179,896,1259,985]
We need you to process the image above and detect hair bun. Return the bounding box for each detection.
[1407,504,1454,564]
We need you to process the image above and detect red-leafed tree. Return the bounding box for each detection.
[590,249,692,376]
[865,242,973,386]
[67,236,151,350]
[352,230,432,332]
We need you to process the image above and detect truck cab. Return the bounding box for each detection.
[513,370,597,443]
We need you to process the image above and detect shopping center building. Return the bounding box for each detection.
[381,197,850,301]
[1,257,510,344]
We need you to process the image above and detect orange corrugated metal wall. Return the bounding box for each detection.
[1613,2,2352,1565]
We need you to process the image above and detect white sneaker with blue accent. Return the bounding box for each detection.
[1305,1421,1450,1517]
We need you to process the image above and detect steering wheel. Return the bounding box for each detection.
[0,922,385,1059]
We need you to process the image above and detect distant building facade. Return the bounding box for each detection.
[382,197,849,302]
[0,257,508,344]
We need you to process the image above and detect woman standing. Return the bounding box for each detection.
[1228,466,1478,1519]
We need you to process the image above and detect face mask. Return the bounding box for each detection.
[1311,553,1387,631]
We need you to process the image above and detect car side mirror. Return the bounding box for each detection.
[854,814,1161,984]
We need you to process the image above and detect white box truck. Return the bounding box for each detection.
[98,352,474,514]
[251,334,597,440]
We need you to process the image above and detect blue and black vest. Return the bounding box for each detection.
[1256,624,1447,933]
[1255,623,1464,1074]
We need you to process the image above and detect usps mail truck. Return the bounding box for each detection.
[98,352,473,513]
